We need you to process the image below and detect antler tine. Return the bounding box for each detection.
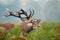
[4,10,13,17]
[25,9,34,23]
[17,9,29,21]
[4,8,21,18]
[4,10,20,18]
[29,9,34,19]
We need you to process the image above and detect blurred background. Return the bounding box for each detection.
[0,0,60,23]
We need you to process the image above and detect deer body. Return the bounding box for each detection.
[20,22,33,36]
[20,19,40,36]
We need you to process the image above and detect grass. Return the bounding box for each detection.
[4,24,21,40]
[0,22,60,40]
[26,22,60,40]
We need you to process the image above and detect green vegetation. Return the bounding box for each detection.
[4,25,21,40]
[0,22,60,40]
[26,22,60,40]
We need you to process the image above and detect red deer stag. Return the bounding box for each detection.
[4,9,41,36]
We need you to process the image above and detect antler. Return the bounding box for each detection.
[18,9,34,20]
[17,9,29,21]
[4,9,34,21]
[28,9,34,19]
[20,9,34,21]
[4,9,29,21]
[4,9,19,18]
[25,9,34,23]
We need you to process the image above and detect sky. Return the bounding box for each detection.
[0,0,60,23]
